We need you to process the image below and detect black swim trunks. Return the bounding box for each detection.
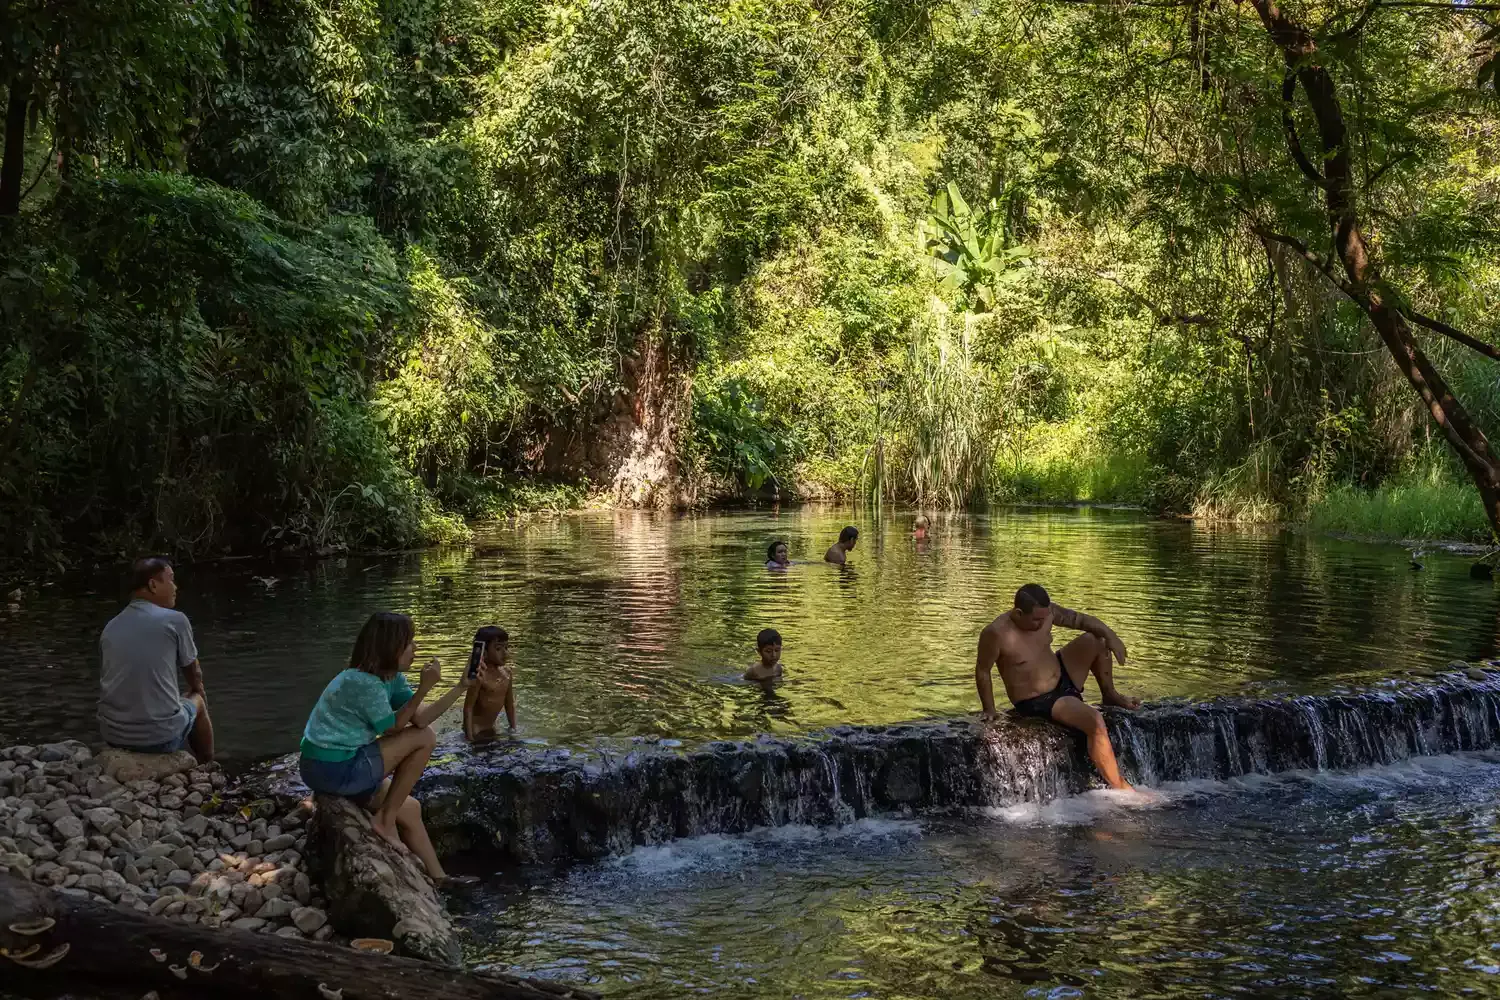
[1012,652,1081,719]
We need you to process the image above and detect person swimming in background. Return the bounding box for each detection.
[745,628,784,683]
[824,525,858,564]
[463,625,516,741]
[766,539,791,570]
[912,514,930,540]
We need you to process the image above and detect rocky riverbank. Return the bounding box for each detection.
[0,741,331,941]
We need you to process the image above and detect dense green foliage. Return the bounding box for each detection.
[3,0,1500,569]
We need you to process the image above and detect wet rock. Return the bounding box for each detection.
[230,917,267,932]
[413,673,1500,864]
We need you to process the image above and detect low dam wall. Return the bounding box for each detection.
[413,670,1500,862]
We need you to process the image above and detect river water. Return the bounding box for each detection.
[7,507,1500,997]
[4,507,1496,757]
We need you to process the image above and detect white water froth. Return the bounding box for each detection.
[985,750,1500,827]
[610,817,921,875]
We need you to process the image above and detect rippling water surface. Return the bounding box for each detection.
[457,754,1500,998]
[8,507,1500,997]
[4,507,1499,758]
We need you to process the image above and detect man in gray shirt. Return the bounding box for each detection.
[99,557,214,762]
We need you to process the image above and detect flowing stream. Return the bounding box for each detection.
[8,507,1500,997]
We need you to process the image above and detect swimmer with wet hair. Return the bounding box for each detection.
[463,625,516,741]
[824,526,858,565]
[766,540,791,570]
[912,514,930,540]
[745,628,784,683]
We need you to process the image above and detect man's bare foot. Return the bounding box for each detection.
[1102,690,1142,710]
[369,814,407,853]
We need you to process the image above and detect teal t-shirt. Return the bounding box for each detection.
[300,669,415,762]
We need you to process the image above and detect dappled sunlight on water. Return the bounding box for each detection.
[5,507,1499,759]
[455,753,1500,998]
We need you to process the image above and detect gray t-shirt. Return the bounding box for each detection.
[98,599,199,747]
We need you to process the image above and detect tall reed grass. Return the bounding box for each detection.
[1305,480,1491,542]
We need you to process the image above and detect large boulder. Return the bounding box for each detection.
[96,748,198,783]
[305,794,460,967]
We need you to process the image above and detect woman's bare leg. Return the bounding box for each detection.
[372,726,436,850]
[395,796,444,879]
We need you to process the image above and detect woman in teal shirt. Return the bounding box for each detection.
[300,611,469,881]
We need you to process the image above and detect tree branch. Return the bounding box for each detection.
[1281,73,1331,189]
[1401,307,1500,362]
[1250,226,1356,298]
[1097,272,1216,326]
[1377,1,1500,9]
[1365,150,1412,190]
[1326,1,1384,42]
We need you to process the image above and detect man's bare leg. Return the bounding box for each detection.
[373,725,437,851]
[1060,635,1140,710]
[186,693,215,764]
[1049,695,1132,790]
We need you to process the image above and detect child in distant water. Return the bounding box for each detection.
[912,514,930,540]
[745,628,784,683]
[463,626,516,741]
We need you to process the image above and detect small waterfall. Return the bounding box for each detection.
[415,672,1500,863]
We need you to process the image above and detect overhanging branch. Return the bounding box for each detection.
[1401,307,1500,362]
[1281,74,1331,189]
[1251,226,1355,298]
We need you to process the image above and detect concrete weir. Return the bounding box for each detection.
[415,670,1500,863]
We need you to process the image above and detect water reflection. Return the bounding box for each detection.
[4,508,1499,760]
[455,754,1500,998]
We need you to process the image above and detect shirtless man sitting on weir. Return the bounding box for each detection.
[975,583,1141,790]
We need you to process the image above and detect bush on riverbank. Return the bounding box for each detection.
[4,0,1499,567]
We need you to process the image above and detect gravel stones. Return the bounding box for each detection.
[291,906,328,934]
[51,814,84,840]
[263,833,295,852]
[3,744,340,947]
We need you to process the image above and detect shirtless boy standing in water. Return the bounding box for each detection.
[463,626,516,741]
[975,584,1141,790]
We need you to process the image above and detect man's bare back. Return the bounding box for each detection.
[975,584,1141,791]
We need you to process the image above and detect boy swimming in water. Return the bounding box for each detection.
[463,625,516,741]
[745,628,784,683]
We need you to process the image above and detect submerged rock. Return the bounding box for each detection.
[414,670,1500,863]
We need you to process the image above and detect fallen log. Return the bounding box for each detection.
[0,872,598,1000]
[305,793,460,965]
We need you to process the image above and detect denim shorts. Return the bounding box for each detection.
[299,742,385,801]
[112,698,197,755]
